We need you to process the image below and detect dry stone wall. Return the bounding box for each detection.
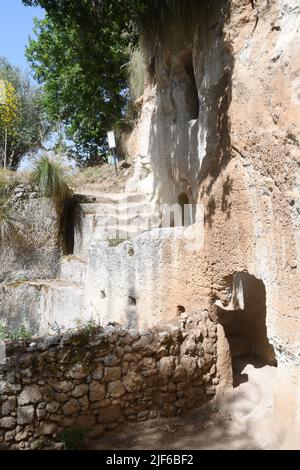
[0,312,217,449]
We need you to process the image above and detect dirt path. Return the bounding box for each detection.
[90,360,278,450]
[71,163,134,196]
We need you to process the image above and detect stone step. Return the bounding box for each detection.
[76,192,147,205]
[79,201,151,216]
[84,213,158,229]
[73,213,158,258]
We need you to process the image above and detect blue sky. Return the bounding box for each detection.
[0,0,44,70]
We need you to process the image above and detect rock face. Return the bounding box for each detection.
[0,316,217,450]
[0,0,299,450]
[0,190,61,284]
[0,191,62,333]
[126,0,300,448]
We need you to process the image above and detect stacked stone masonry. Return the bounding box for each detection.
[0,312,217,449]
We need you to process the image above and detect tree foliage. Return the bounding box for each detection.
[0,57,51,169]
[22,0,205,163]
[24,1,141,164]
[0,80,18,130]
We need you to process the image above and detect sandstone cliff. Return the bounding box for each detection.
[127,0,300,448]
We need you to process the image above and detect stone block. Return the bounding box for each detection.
[98,406,122,424]
[104,367,121,382]
[17,406,35,425]
[89,382,106,402]
[0,417,16,429]
[71,384,89,398]
[107,381,126,398]
[18,385,42,405]
[62,399,80,416]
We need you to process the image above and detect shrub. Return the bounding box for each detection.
[108,238,125,247]
[0,202,15,242]
[0,324,32,340]
[30,155,71,205]
[0,169,23,242]
[30,156,74,254]
[0,168,23,194]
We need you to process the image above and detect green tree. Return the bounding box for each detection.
[22,0,202,164]
[24,2,137,164]
[0,79,19,168]
[0,57,51,169]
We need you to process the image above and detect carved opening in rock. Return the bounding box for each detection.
[180,50,199,120]
[217,273,277,388]
[178,192,192,226]
[61,198,76,255]
[100,290,106,299]
[148,56,156,83]
[177,305,186,315]
[128,296,137,306]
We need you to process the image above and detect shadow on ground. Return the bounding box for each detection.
[89,362,279,450]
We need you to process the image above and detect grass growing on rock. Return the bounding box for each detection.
[108,238,126,248]
[30,156,72,206]
[30,156,74,254]
[0,324,32,340]
[0,168,27,193]
[0,201,15,241]
[0,169,26,242]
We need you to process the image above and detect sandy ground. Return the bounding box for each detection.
[90,359,279,450]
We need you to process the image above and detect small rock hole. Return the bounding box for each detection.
[129,296,137,306]
[177,305,186,315]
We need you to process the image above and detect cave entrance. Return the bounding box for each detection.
[61,197,76,255]
[217,273,277,388]
[178,192,192,226]
[180,50,199,120]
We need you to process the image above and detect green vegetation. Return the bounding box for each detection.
[30,155,71,205]
[0,79,19,169]
[0,324,32,340]
[21,0,204,164]
[25,11,130,164]
[30,437,51,450]
[0,168,24,193]
[75,319,102,334]
[30,156,74,254]
[108,238,125,248]
[0,169,24,242]
[21,0,148,164]
[61,428,86,450]
[0,160,73,251]
[0,57,51,169]
[0,203,15,242]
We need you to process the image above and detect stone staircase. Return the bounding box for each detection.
[0,190,160,336]
[72,192,157,260]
